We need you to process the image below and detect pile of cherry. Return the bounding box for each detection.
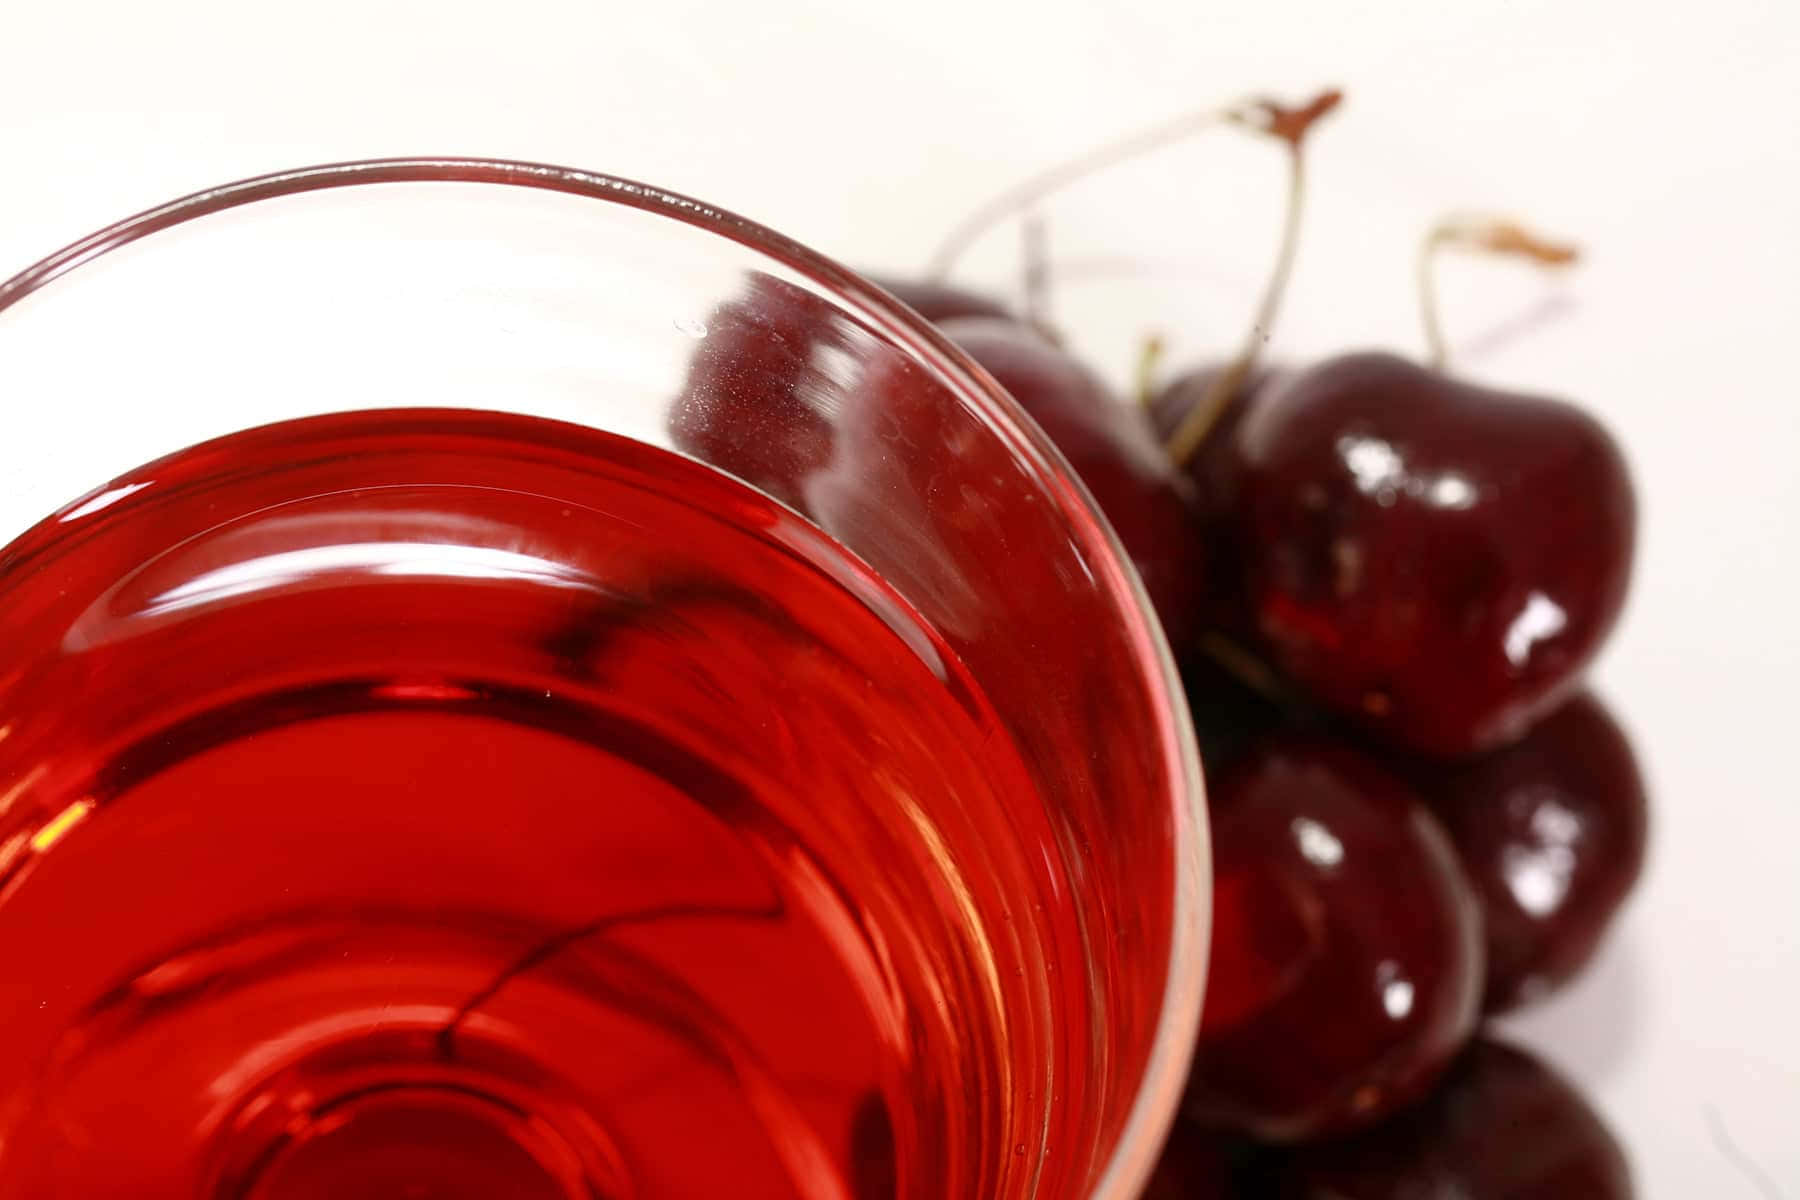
[877,90,1645,1197]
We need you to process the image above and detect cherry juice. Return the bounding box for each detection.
[0,409,1084,1199]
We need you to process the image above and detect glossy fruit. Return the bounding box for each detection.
[1149,363,1280,500]
[1264,1038,1633,1197]
[667,272,853,510]
[936,316,1208,652]
[868,275,1013,325]
[1188,738,1482,1142]
[1411,692,1648,1012]
[1137,1119,1242,1200]
[1232,351,1635,756]
[1151,363,1283,634]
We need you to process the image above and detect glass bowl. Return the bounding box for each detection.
[0,159,1207,1200]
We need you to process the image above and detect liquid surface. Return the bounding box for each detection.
[0,410,1081,1199]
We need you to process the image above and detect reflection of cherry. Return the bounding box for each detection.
[667,273,856,512]
[1409,691,1648,1012]
[935,317,1207,650]
[848,1091,897,1200]
[1225,219,1633,756]
[1188,737,1482,1142]
[1264,1038,1633,1198]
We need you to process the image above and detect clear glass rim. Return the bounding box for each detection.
[0,157,1207,1200]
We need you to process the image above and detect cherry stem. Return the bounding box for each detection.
[1418,215,1580,368]
[1198,632,1294,707]
[1164,89,1342,466]
[1134,333,1167,408]
[926,95,1314,280]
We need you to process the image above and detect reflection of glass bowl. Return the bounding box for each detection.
[0,159,1206,1200]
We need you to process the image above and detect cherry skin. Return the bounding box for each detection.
[1231,351,1636,757]
[1149,363,1281,504]
[1149,363,1284,635]
[1409,691,1648,1013]
[1263,1038,1633,1198]
[866,275,1013,325]
[1137,1118,1244,1200]
[1188,736,1483,1142]
[667,272,854,512]
[934,316,1209,653]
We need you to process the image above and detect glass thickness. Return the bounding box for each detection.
[0,160,1206,1200]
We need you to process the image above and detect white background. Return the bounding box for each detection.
[1,0,1795,1193]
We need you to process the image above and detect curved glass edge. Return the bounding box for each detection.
[0,157,1209,1200]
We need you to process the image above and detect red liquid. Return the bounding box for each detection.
[0,410,1083,1199]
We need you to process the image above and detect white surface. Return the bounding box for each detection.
[1,1,1796,1193]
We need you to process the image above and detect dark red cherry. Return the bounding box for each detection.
[1232,351,1635,756]
[1189,737,1482,1142]
[1265,1038,1633,1198]
[1409,691,1648,1012]
[935,316,1208,653]
[1138,1119,1245,1200]
[1150,363,1283,634]
[668,272,857,511]
[1148,362,1280,500]
[866,275,1014,325]
[798,333,1082,654]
